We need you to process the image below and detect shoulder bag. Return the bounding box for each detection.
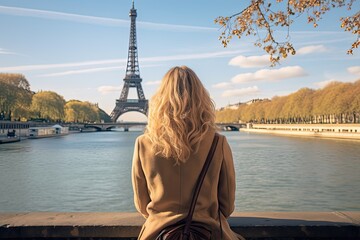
[155,133,220,240]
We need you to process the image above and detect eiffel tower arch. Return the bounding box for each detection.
[110,1,148,122]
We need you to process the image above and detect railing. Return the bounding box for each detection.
[0,212,359,239]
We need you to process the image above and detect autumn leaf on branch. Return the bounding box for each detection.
[215,0,359,66]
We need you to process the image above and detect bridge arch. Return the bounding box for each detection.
[83,125,103,131]
[117,111,148,123]
[223,125,239,131]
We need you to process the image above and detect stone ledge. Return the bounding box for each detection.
[0,212,359,239]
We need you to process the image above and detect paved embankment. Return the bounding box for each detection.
[241,124,360,140]
[0,212,359,239]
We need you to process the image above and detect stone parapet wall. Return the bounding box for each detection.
[0,212,359,239]
[242,124,360,140]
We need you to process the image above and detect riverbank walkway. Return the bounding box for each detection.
[242,124,360,140]
[1,212,359,239]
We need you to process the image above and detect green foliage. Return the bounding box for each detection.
[215,0,359,65]
[31,91,66,121]
[216,80,360,124]
[0,72,111,123]
[64,100,101,123]
[0,73,32,120]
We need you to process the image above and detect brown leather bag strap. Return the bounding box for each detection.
[183,133,220,236]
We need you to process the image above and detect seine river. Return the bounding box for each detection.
[0,130,359,212]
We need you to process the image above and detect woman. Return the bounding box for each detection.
[132,66,243,239]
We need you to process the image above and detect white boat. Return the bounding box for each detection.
[28,125,69,139]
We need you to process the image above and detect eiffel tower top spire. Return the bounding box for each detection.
[126,0,140,79]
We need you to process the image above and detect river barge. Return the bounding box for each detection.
[28,125,69,139]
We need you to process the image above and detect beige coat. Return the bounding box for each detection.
[132,130,241,240]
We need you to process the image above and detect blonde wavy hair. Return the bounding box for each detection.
[145,66,216,164]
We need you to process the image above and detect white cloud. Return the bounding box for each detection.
[297,45,328,55]
[0,5,216,31]
[314,79,337,88]
[212,82,234,89]
[229,55,270,68]
[145,80,161,86]
[231,66,307,83]
[222,86,259,97]
[98,85,122,94]
[347,66,360,75]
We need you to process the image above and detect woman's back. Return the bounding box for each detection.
[132,66,242,239]
[133,131,239,239]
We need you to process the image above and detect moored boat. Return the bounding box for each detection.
[0,137,20,144]
[28,125,69,139]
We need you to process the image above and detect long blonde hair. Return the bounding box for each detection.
[145,66,216,164]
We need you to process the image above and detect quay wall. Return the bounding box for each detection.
[0,121,30,138]
[241,124,360,140]
[0,212,359,239]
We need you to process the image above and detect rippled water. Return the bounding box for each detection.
[0,130,359,212]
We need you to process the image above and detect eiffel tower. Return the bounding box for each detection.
[110,0,148,122]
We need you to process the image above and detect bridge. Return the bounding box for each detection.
[67,122,246,132]
[66,122,146,132]
[217,122,247,131]
[84,122,146,131]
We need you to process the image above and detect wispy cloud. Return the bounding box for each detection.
[0,48,14,55]
[0,50,245,74]
[348,66,360,75]
[297,37,354,48]
[38,64,162,77]
[39,66,125,77]
[231,66,307,83]
[137,21,215,32]
[0,47,21,55]
[297,45,328,55]
[0,59,126,72]
[0,5,127,26]
[314,79,338,88]
[98,85,123,94]
[145,80,161,86]
[222,86,259,97]
[229,55,270,68]
[141,50,246,62]
[0,5,216,31]
[212,82,234,89]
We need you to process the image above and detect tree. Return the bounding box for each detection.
[64,100,101,123]
[349,80,360,123]
[215,0,359,65]
[98,108,112,123]
[282,88,314,123]
[0,73,32,120]
[216,80,360,124]
[31,91,66,121]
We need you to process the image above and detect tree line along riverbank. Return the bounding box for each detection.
[0,73,111,123]
[2,72,360,125]
[216,80,360,124]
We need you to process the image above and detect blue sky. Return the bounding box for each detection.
[0,0,359,121]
